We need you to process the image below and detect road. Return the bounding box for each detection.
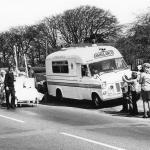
[0,99,150,150]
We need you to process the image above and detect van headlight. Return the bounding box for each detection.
[101,81,107,89]
[107,85,114,94]
[102,91,107,95]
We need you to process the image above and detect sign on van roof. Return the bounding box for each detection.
[94,49,114,59]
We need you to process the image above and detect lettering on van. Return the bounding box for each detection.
[94,50,114,59]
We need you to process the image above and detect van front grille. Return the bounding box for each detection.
[120,82,124,87]
[116,83,121,92]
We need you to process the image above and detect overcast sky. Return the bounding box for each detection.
[0,0,150,32]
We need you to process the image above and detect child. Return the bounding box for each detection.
[120,74,132,113]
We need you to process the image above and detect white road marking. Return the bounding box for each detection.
[0,114,24,123]
[60,132,125,150]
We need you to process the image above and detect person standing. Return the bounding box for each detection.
[124,71,141,115]
[120,71,132,113]
[4,66,16,109]
[120,77,129,112]
[139,63,150,118]
[0,70,6,104]
[27,65,35,78]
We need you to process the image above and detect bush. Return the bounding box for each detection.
[19,67,45,73]
[36,73,46,82]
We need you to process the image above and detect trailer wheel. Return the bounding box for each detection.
[92,94,102,108]
[17,104,20,107]
[56,89,63,101]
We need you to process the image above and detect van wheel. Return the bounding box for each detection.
[56,90,63,101]
[92,94,101,108]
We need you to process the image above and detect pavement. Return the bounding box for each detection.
[100,99,147,119]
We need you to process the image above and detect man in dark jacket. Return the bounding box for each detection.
[4,66,16,109]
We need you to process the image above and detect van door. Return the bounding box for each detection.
[78,65,92,100]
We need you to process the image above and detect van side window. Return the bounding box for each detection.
[52,61,69,73]
[81,65,88,77]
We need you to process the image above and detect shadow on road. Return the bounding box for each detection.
[40,95,145,118]
[40,95,123,110]
[102,110,144,118]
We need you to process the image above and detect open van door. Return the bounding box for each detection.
[78,65,92,100]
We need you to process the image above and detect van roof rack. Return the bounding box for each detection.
[63,43,115,48]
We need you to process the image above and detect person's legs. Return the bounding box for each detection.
[120,93,128,112]
[131,91,138,115]
[143,101,148,117]
[5,89,10,109]
[10,88,15,108]
[0,87,2,105]
[146,91,150,117]
[1,86,5,104]
[147,101,150,116]
[141,90,148,118]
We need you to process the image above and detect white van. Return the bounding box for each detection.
[46,44,131,107]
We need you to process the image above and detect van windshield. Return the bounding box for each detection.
[89,58,128,76]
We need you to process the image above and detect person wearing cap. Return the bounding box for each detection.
[139,63,150,118]
[4,66,16,109]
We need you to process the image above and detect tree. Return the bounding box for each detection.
[9,25,43,66]
[40,16,58,49]
[0,32,12,66]
[116,37,138,65]
[0,31,19,66]
[116,11,150,65]
[56,5,121,45]
[0,5,123,67]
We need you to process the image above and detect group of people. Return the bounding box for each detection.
[120,63,150,118]
[0,65,35,109]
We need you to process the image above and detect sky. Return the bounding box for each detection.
[0,0,150,32]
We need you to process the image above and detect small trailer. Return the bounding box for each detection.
[14,76,43,107]
[1,47,43,107]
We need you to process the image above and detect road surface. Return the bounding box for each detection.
[0,99,149,150]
